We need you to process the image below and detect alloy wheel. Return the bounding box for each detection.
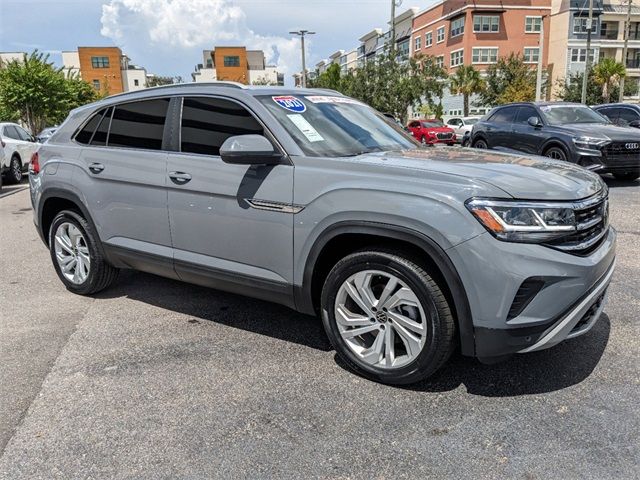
[11,158,21,183]
[54,222,91,284]
[473,140,487,149]
[334,270,427,369]
[545,148,566,161]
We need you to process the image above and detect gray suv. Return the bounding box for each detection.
[30,84,616,384]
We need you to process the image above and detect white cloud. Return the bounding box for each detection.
[100,0,300,76]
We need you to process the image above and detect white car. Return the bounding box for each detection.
[1,122,39,184]
[446,117,481,143]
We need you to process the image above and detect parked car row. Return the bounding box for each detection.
[468,102,640,181]
[0,122,40,184]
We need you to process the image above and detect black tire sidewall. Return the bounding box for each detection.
[9,156,22,184]
[321,252,447,384]
[49,210,102,295]
[545,147,567,161]
[473,138,487,149]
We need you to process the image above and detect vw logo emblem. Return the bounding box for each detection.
[625,143,639,150]
[375,310,388,323]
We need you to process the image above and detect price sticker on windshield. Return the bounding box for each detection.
[273,96,306,113]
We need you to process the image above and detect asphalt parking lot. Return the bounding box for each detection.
[0,177,638,479]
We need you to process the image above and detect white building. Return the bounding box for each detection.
[191,47,284,85]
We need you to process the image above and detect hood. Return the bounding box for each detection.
[553,123,640,142]
[356,147,604,201]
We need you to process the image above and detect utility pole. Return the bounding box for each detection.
[619,0,633,102]
[581,0,594,104]
[536,15,546,101]
[390,0,402,54]
[290,30,315,88]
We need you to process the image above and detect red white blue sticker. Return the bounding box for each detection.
[272,95,306,113]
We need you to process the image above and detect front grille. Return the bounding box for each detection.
[603,142,640,170]
[544,191,609,256]
[437,132,452,140]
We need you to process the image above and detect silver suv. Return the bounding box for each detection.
[30,84,616,384]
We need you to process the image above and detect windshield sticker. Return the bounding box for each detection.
[287,114,324,142]
[305,95,362,105]
[273,96,306,113]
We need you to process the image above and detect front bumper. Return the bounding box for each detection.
[447,227,616,358]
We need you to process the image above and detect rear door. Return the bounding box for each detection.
[74,97,175,276]
[166,96,294,300]
[14,125,38,165]
[511,106,544,154]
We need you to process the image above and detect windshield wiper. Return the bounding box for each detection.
[341,147,387,157]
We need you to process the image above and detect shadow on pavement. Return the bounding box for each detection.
[98,270,610,397]
[602,175,639,188]
[0,177,29,198]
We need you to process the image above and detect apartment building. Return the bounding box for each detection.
[191,47,284,85]
[549,0,640,99]
[62,47,150,95]
[0,52,25,66]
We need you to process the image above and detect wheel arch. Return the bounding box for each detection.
[540,139,571,159]
[39,188,99,249]
[295,221,475,356]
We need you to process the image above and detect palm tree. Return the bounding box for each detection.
[449,65,485,117]
[592,58,626,103]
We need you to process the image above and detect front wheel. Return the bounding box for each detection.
[472,138,488,149]
[612,171,639,181]
[544,146,568,161]
[49,210,119,295]
[321,249,456,385]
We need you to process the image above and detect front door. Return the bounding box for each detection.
[511,106,544,154]
[166,96,294,303]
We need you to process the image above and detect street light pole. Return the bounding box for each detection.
[290,30,315,88]
[619,0,633,102]
[581,0,594,104]
[535,15,545,101]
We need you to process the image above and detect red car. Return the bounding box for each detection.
[407,119,456,146]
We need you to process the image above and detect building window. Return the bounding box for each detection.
[451,17,465,37]
[92,79,100,90]
[573,17,597,34]
[415,36,422,51]
[450,49,464,67]
[91,56,110,68]
[525,16,542,33]
[134,79,139,86]
[437,26,445,43]
[472,47,498,64]
[523,47,540,63]
[397,39,410,60]
[435,55,445,68]
[223,55,241,67]
[600,21,619,40]
[570,48,596,63]
[425,31,433,47]
[473,15,499,33]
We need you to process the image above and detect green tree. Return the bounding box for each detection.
[449,65,484,117]
[478,53,540,107]
[556,68,636,105]
[0,51,99,134]
[308,63,342,90]
[592,58,626,103]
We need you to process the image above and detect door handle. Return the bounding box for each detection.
[88,163,105,174]
[169,171,192,185]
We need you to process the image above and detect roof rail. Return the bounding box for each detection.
[103,81,248,101]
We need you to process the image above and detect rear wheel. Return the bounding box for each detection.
[420,136,427,145]
[544,146,568,161]
[321,249,456,385]
[49,210,119,295]
[612,172,639,181]
[472,138,488,149]
[6,155,22,184]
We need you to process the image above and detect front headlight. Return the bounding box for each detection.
[572,136,609,150]
[466,198,576,243]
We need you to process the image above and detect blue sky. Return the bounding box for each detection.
[0,0,433,82]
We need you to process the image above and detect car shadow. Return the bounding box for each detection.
[602,175,639,188]
[97,270,610,397]
[0,176,29,198]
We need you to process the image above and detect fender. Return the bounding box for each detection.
[295,220,476,356]
[538,138,572,158]
[38,188,99,249]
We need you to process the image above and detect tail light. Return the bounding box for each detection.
[30,152,40,174]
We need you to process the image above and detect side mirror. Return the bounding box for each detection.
[527,116,542,127]
[629,119,640,128]
[220,135,283,165]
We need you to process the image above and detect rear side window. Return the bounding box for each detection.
[490,107,517,123]
[75,109,107,145]
[91,107,112,146]
[3,125,21,140]
[180,97,264,156]
[108,98,170,150]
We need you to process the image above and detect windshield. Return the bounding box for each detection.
[422,120,443,127]
[257,94,418,157]
[463,118,478,125]
[540,105,610,125]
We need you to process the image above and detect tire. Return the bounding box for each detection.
[49,210,119,295]
[612,172,639,181]
[472,138,488,149]
[420,136,427,145]
[6,155,22,184]
[320,249,456,385]
[544,146,568,161]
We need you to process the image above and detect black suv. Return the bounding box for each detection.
[592,103,640,129]
[471,102,640,181]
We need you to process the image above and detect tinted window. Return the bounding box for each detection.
[490,107,517,123]
[618,108,640,126]
[596,107,617,121]
[91,107,113,146]
[75,109,106,145]
[15,126,32,141]
[515,106,539,124]
[422,121,444,127]
[108,98,169,150]
[540,105,608,125]
[180,97,264,156]
[3,125,21,140]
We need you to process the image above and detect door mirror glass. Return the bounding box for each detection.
[527,116,541,127]
[220,135,282,165]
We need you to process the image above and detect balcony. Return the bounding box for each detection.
[600,29,618,40]
[626,59,640,69]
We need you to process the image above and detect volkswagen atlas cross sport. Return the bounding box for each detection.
[30,83,616,385]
